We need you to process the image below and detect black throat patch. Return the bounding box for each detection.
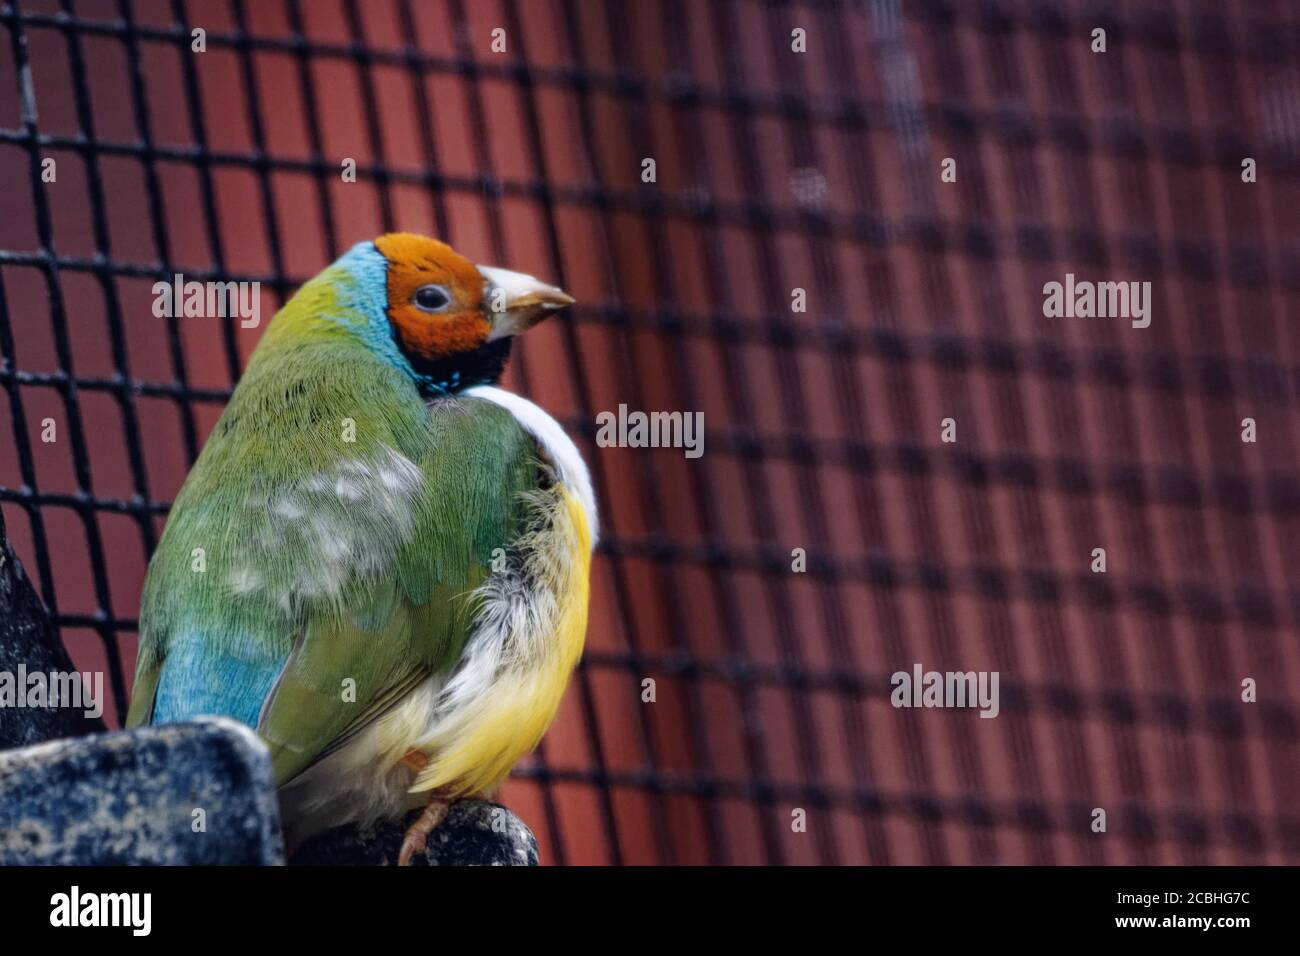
[411,338,514,398]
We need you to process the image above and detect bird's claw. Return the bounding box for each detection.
[397,799,450,866]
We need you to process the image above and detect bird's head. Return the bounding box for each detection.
[321,232,573,397]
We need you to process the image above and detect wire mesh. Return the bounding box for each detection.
[0,0,1297,864]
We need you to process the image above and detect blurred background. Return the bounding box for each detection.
[0,0,1297,864]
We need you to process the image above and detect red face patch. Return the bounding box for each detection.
[375,233,489,361]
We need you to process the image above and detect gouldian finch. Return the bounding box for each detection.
[126,234,597,863]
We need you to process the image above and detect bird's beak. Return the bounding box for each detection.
[479,265,575,342]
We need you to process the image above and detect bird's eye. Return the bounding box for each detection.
[412,285,452,313]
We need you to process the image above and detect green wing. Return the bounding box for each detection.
[257,397,540,784]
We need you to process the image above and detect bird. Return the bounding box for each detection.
[126,233,597,864]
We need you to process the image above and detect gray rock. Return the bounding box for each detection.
[0,508,106,748]
[290,801,539,866]
[0,716,285,865]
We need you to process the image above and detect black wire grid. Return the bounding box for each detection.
[1,0,1298,864]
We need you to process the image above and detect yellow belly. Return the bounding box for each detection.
[407,485,590,797]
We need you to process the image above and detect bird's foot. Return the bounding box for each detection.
[397,798,451,866]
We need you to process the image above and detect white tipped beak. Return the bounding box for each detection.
[479,265,574,341]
